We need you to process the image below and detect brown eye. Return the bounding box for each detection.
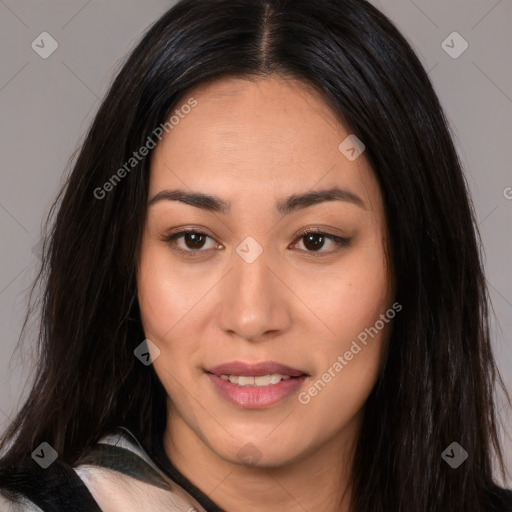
[164,230,219,256]
[293,231,351,255]
[182,232,207,249]
[302,232,326,251]
[163,228,350,259]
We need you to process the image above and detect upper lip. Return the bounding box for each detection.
[206,361,308,377]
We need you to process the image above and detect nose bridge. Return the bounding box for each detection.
[217,242,289,340]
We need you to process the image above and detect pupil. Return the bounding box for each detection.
[304,233,324,251]
[185,233,205,249]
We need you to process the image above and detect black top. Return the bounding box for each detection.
[487,486,512,512]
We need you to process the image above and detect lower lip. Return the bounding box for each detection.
[207,373,307,409]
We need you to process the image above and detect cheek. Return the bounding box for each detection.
[137,247,203,394]
[297,238,390,348]
[137,241,222,386]
[337,256,390,341]
[137,244,200,341]
[293,239,391,412]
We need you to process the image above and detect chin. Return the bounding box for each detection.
[209,435,306,469]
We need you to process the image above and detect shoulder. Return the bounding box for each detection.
[0,453,100,512]
[0,427,207,512]
[74,426,208,511]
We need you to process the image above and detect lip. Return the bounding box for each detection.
[206,361,309,377]
[205,361,309,409]
[207,373,308,409]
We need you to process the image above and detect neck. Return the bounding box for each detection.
[163,410,360,512]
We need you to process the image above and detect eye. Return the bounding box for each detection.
[161,228,350,258]
[291,230,351,255]
[163,230,219,257]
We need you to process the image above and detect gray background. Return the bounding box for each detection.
[0,0,511,484]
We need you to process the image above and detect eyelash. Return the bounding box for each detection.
[161,228,351,259]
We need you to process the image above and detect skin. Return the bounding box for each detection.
[137,75,395,512]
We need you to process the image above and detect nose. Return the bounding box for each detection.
[217,247,292,343]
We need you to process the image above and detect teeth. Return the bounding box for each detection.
[255,375,271,386]
[220,373,292,386]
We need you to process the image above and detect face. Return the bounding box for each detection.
[137,76,395,469]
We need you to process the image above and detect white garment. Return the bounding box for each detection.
[0,496,43,512]
[0,428,208,512]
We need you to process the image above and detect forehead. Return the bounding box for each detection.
[149,76,380,212]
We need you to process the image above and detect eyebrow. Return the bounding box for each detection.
[148,186,365,215]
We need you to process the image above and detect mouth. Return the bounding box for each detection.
[207,360,308,375]
[205,361,309,408]
[216,374,297,387]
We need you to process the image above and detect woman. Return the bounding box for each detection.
[0,0,510,510]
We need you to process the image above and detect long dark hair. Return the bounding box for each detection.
[0,0,509,510]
